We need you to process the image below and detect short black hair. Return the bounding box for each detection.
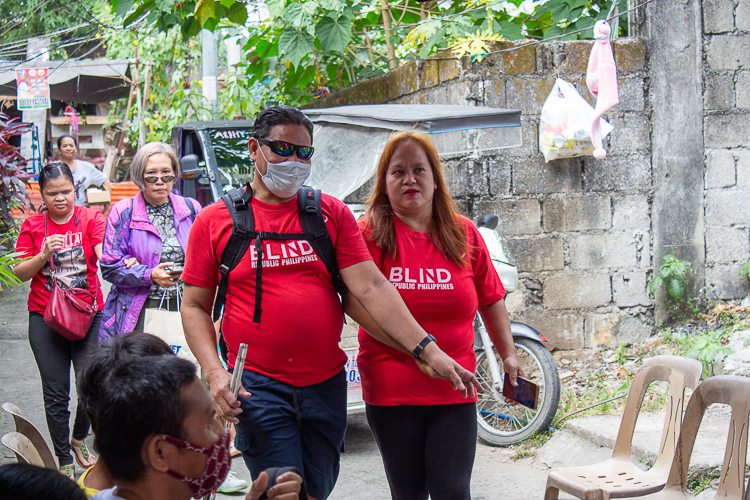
[78,332,174,433]
[0,463,87,500]
[38,162,74,192]
[95,355,197,483]
[253,105,313,143]
[57,134,78,149]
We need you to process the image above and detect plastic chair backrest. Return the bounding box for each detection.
[610,355,702,474]
[663,375,750,500]
[1,432,45,467]
[1,402,57,470]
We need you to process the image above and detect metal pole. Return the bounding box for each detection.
[201,29,218,120]
[207,343,247,500]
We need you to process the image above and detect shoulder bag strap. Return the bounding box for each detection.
[44,211,54,275]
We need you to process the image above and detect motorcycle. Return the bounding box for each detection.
[473,214,561,446]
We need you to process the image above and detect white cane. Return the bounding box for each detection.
[207,342,248,500]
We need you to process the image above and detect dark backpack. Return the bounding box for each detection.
[212,184,345,324]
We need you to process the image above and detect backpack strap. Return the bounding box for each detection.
[296,186,347,311]
[214,184,346,328]
[213,185,255,322]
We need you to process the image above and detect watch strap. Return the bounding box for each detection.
[412,334,436,359]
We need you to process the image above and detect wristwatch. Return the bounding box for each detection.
[412,334,436,359]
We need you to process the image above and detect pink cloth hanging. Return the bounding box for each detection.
[586,20,619,159]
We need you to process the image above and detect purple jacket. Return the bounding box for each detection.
[98,191,202,341]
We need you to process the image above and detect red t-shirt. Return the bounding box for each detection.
[182,192,372,387]
[357,215,506,406]
[16,207,106,314]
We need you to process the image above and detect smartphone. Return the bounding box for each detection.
[166,265,184,275]
[502,373,539,410]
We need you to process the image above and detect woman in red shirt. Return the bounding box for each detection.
[347,132,522,500]
[14,163,105,479]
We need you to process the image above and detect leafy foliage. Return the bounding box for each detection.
[684,329,734,377]
[0,246,25,291]
[102,23,263,145]
[649,254,692,300]
[649,254,700,322]
[101,0,627,112]
[0,117,35,235]
[0,117,32,291]
[660,304,749,377]
[738,262,750,280]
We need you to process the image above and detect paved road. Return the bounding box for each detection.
[0,286,555,499]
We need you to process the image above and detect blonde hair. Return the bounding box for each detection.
[130,142,179,191]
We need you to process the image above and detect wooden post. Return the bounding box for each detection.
[133,56,145,149]
[363,30,376,65]
[380,0,397,70]
[111,54,137,181]
[142,62,151,113]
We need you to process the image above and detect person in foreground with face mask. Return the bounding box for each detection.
[90,355,303,500]
[181,106,482,500]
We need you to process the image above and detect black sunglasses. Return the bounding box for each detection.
[257,138,314,160]
[143,174,176,184]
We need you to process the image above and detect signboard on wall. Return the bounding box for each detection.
[16,68,51,110]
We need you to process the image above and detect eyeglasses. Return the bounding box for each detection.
[143,174,176,184]
[257,138,314,160]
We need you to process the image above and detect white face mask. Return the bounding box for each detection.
[256,146,312,198]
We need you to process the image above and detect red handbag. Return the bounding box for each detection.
[42,212,96,341]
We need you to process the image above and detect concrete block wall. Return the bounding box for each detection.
[702,0,750,300]
[307,39,653,352]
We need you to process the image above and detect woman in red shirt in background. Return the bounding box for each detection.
[14,163,105,479]
[346,132,522,500]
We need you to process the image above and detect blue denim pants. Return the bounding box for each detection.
[233,369,347,500]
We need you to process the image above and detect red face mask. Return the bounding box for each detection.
[161,428,231,498]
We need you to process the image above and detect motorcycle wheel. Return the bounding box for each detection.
[475,337,560,446]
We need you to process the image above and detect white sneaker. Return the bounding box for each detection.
[218,471,248,493]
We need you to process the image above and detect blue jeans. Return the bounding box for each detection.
[233,369,347,500]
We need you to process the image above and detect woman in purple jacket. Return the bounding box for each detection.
[99,142,201,340]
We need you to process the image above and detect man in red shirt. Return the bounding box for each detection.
[181,106,479,500]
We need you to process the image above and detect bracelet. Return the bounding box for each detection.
[412,334,436,359]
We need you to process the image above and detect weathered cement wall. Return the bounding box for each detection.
[307,39,652,355]
[701,0,750,300]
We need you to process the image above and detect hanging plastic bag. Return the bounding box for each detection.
[539,78,613,162]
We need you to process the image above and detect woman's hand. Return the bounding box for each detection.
[123,257,140,268]
[40,234,66,260]
[150,262,177,288]
[501,354,524,405]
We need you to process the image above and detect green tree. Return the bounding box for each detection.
[107,0,626,110]
[0,0,108,59]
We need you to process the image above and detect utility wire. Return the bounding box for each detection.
[0,0,56,40]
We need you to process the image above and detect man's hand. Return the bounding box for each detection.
[414,358,439,378]
[421,344,482,398]
[204,367,251,424]
[246,471,303,500]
